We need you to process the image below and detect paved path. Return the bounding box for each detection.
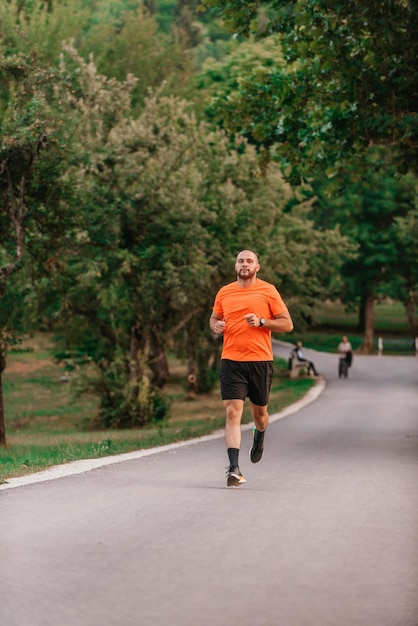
[1,344,417,626]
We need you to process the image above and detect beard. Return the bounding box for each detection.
[237,267,257,280]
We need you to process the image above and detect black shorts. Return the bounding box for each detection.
[220,359,274,406]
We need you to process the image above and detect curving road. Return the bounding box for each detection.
[1,343,417,626]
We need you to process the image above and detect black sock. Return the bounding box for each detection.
[254,429,265,443]
[228,448,239,468]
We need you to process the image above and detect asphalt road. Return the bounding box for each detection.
[1,343,417,626]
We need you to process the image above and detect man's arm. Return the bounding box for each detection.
[269,310,294,333]
[244,310,294,333]
[209,312,225,335]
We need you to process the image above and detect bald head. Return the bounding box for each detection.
[236,250,259,264]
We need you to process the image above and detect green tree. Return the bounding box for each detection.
[0,0,198,114]
[47,48,218,427]
[201,0,418,350]
[392,197,418,333]
[0,50,78,445]
[0,0,89,65]
[202,0,418,178]
[79,2,196,109]
[315,153,417,351]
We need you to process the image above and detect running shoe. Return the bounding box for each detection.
[226,466,246,486]
[249,427,264,463]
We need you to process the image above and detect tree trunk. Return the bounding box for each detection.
[405,292,418,334]
[186,355,198,399]
[358,294,375,354]
[147,330,169,389]
[0,375,6,447]
[357,295,366,332]
[129,322,144,385]
[0,345,6,446]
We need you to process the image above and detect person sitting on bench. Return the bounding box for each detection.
[290,341,319,376]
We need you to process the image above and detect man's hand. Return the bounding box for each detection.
[213,319,226,334]
[244,313,261,327]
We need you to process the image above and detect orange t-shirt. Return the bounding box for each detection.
[212,279,288,361]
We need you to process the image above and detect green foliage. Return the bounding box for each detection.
[78,3,196,109]
[391,199,418,330]
[0,0,233,129]
[0,46,85,443]
[0,0,212,116]
[200,0,418,350]
[312,152,418,325]
[0,0,89,66]
[0,49,76,323]
[198,35,286,146]
[202,0,418,179]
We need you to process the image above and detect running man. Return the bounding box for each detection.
[210,250,293,486]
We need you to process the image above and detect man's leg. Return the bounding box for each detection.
[249,403,269,463]
[251,403,269,432]
[224,399,244,448]
[224,399,246,486]
[310,361,318,375]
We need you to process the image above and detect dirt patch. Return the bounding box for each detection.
[5,359,54,375]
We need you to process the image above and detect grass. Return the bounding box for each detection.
[0,335,314,483]
[314,299,410,333]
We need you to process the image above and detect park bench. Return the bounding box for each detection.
[377,337,417,356]
[288,353,312,378]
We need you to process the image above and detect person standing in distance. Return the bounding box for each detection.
[337,335,353,378]
[210,250,293,486]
